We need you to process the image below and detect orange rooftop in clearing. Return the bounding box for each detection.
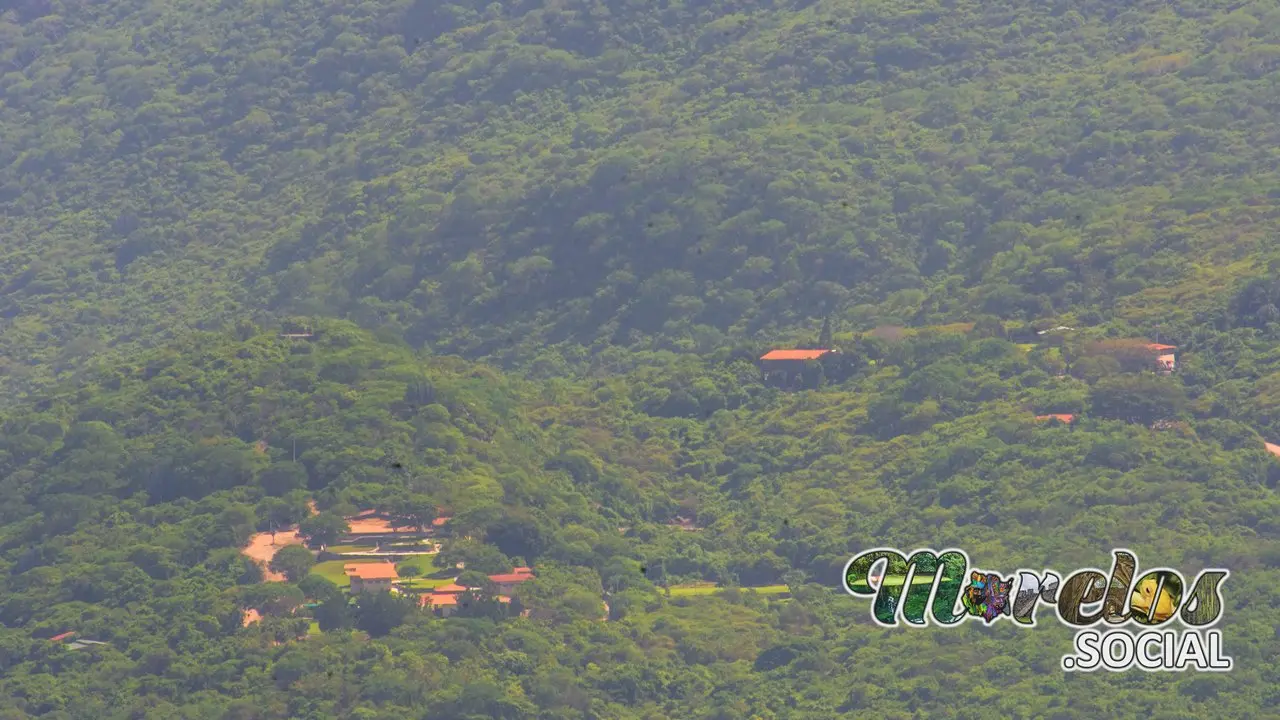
[759,349,834,361]
[345,563,399,593]
[345,564,399,579]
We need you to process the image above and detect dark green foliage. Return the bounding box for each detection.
[297,512,350,547]
[1090,374,1190,425]
[353,592,416,638]
[2,0,1280,716]
[268,545,316,582]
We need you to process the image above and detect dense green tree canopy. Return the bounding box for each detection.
[3,0,1280,717]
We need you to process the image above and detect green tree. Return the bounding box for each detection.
[353,592,416,638]
[259,462,308,496]
[268,545,316,582]
[1089,375,1189,426]
[386,493,436,531]
[298,512,350,548]
[314,595,353,632]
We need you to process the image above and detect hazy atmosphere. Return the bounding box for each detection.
[1,0,1279,717]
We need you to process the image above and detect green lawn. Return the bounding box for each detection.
[311,560,349,586]
[668,583,792,597]
[398,576,457,590]
[396,554,444,576]
[311,560,363,587]
[310,556,449,590]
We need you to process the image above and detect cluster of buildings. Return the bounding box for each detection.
[344,563,536,618]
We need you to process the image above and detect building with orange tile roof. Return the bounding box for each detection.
[423,593,459,617]
[488,567,536,594]
[759,349,834,362]
[345,563,399,593]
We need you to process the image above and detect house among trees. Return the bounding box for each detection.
[422,577,523,617]
[423,592,459,617]
[1081,339,1177,374]
[421,582,469,617]
[345,563,399,593]
[49,632,107,651]
[1034,413,1075,425]
[759,348,836,364]
[1149,343,1177,374]
[488,567,535,594]
[759,349,838,388]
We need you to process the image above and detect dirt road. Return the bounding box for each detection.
[241,501,317,582]
[242,529,305,582]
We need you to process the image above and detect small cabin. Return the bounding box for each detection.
[1034,414,1075,425]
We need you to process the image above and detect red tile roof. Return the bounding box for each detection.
[432,516,450,527]
[1034,414,1075,423]
[489,572,535,584]
[50,632,76,643]
[424,594,458,607]
[760,349,833,361]
[345,563,399,580]
[434,583,468,594]
[1265,442,1280,458]
[1146,343,1177,352]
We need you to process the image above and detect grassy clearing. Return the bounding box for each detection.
[396,554,444,576]
[311,559,402,587]
[311,560,353,586]
[667,583,792,597]
[399,577,457,590]
[311,556,451,590]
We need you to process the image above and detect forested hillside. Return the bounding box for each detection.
[4,0,1280,396]
[1,321,1279,718]
[4,0,1280,718]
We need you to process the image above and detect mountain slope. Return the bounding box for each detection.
[4,0,1280,397]
[1,321,1279,717]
